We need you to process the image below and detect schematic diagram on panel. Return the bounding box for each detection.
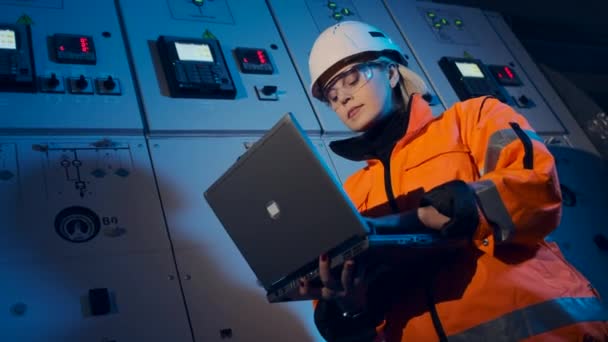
[166,0,234,24]
[305,0,360,32]
[35,139,133,199]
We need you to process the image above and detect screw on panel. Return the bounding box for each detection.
[10,302,27,316]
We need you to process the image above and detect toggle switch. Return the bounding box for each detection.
[76,75,88,89]
[104,76,115,90]
[48,73,60,88]
[95,76,121,95]
[39,73,66,93]
[261,85,277,96]
[68,75,94,94]
[255,85,278,101]
[513,94,535,108]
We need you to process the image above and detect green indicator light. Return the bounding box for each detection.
[440,18,448,25]
[328,1,337,9]
[17,14,34,25]
[333,12,343,20]
[455,19,463,26]
[342,8,352,15]
[434,22,442,28]
[427,12,436,18]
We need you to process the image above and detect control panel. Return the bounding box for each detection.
[383,1,567,134]
[116,0,321,133]
[0,1,141,133]
[438,56,510,103]
[157,35,236,99]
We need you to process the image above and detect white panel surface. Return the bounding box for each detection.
[383,1,566,134]
[0,252,191,341]
[0,1,142,133]
[116,0,321,134]
[0,136,173,263]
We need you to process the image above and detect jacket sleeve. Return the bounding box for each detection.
[457,96,562,249]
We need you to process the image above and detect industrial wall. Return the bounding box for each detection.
[0,0,605,341]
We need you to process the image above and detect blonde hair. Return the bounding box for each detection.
[375,57,427,109]
[397,64,428,100]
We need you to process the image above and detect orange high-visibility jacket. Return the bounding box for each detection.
[339,95,608,341]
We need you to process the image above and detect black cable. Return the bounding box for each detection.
[425,271,449,342]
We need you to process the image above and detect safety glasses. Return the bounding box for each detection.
[322,62,386,106]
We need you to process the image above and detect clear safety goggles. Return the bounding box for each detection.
[322,61,386,106]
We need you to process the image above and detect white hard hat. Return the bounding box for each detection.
[308,21,407,100]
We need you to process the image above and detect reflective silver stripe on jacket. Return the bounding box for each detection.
[483,128,544,175]
[470,179,514,243]
[448,297,608,342]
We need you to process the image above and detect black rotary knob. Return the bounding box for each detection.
[103,76,116,90]
[76,75,88,89]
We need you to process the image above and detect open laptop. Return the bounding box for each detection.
[204,113,466,302]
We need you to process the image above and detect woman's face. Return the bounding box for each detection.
[322,62,398,132]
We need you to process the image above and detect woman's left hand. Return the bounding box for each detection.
[417,206,450,230]
[299,254,369,314]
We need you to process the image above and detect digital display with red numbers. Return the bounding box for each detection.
[234,47,273,74]
[489,65,522,86]
[53,34,97,65]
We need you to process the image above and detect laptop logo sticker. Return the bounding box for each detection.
[266,200,281,220]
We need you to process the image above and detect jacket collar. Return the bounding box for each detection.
[329,93,435,162]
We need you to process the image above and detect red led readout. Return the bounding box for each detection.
[494,67,515,80]
[80,37,90,53]
[503,66,514,79]
[257,50,266,64]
